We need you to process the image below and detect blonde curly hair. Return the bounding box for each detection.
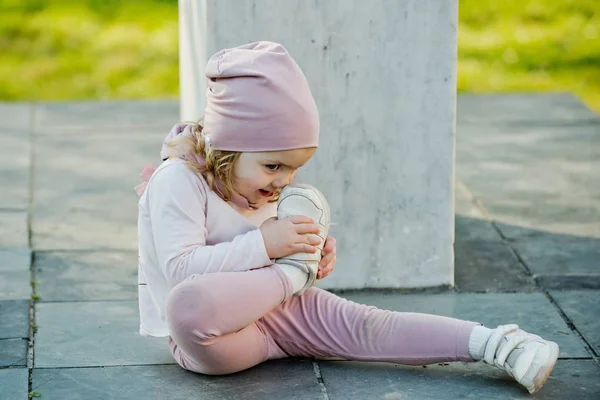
[167,120,280,204]
[166,119,241,202]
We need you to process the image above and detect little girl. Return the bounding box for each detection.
[136,41,558,394]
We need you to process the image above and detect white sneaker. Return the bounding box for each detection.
[483,324,559,394]
[275,184,331,296]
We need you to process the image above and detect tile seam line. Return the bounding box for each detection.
[34,131,172,137]
[34,248,137,254]
[457,118,599,126]
[0,365,27,370]
[310,357,593,362]
[31,288,582,304]
[36,299,138,304]
[32,363,178,370]
[23,357,597,371]
[458,180,600,364]
[27,102,37,394]
[312,360,330,400]
[0,358,27,368]
[37,123,171,128]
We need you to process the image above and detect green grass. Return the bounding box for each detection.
[458,0,600,112]
[0,0,178,100]
[1,0,599,112]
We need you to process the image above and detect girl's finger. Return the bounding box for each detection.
[322,240,336,257]
[319,260,335,278]
[323,258,335,273]
[319,253,334,269]
[306,235,322,246]
[288,215,315,225]
[320,256,336,276]
[294,244,319,254]
[324,236,336,252]
[295,223,321,235]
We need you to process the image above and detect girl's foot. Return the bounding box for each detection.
[483,324,559,394]
[275,184,330,295]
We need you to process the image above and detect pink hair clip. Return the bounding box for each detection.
[134,164,157,196]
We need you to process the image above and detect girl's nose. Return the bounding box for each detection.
[273,172,293,188]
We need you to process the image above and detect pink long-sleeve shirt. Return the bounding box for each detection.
[137,158,276,337]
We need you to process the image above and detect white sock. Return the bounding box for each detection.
[468,325,493,361]
[277,264,309,293]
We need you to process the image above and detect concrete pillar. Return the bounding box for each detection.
[179,0,458,289]
[178,0,207,122]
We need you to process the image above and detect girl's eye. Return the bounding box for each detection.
[265,164,280,171]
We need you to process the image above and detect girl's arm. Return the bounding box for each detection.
[145,163,271,288]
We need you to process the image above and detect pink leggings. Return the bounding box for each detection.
[166,265,479,375]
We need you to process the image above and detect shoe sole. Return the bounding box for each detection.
[526,341,559,394]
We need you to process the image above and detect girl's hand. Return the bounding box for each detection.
[318,236,336,279]
[260,216,322,259]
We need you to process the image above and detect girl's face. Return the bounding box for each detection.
[233,147,316,210]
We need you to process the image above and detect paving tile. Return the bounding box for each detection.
[0,211,28,248]
[320,359,600,399]
[0,248,31,300]
[454,240,536,293]
[0,128,30,209]
[453,183,535,292]
[35,100,178,133]
[454,215,500,243]
[455,118,600,290]
[35,251,137,302]
[337,292,588,358]
[32,360,322,400]
[35,301,173,367]
[32,133,162,250]
[550,291,600,356]
[0,368,28,400]
[510,233,600,276]
[454,182,500,242]
[456,123,600,239]
[0,338,28,367]
[0,300,29,339]
[457,93,599,124]
[535,274,600,291]
[0,102,32,129]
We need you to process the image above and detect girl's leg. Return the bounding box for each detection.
[167,266,477,375]
[258,287,478,365]
[166,265,294,375]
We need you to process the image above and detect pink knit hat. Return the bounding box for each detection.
[137,42,319,208]
[203,41,320,151]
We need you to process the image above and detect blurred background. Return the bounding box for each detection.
[1,0,598,112]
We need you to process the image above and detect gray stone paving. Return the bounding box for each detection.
[550,291,600,355]
[32,134,160,251]
[1,94,599,399]
[32,360,323,400]
[0,339,27,368]
[34,251,137,302]
[0,300,29,340]
[0,369,28,400]
[0,249,31,301]
[0,124,29,210]
[319,360,600,399]
[35,301,172,368]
